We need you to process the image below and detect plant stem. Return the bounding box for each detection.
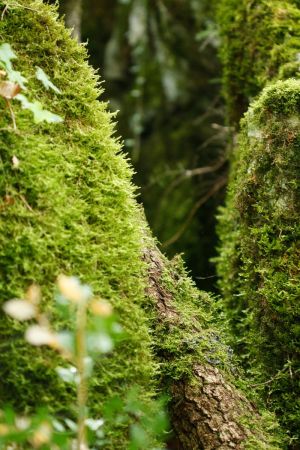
[6,99,16,130]
[76,298,88,450]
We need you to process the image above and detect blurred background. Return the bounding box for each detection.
[50,0,228,292]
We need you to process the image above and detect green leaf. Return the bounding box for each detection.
[64,418,77,432]
[3,406,16,426]
[35,67,61,94]
[15,93,32,109]
[129,424,150,450]
[87,332,114,353]
[0,43,16,70]
[57,331,75,353]
[16,94,63,124]
[32,106,63,124]
[8,69,27,90]
[85,418,104,431]
[55,366,77,383]
[103,395,124,420]
[0,43,27,89]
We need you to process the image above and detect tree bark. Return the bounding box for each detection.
[145,248,283,449]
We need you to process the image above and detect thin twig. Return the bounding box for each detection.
[5,99,17,131]
[162,175,227,247]
[196,274,218,280]
[18,194,34,212]
[1,4,8,20]
[159,157,226,211]
[192,96,222,126]
[183,158,226,178]
[249,365,289,388]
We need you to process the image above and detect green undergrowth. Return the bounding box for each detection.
[216,79,300,444]
[0,0,158,447]
[217,0,300,125]
[144,246,286,448]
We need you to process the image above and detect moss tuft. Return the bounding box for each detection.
[0,0,158,447]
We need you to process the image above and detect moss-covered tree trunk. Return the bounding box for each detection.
[216,0,300,445]
[145,248,284,449]
[0,0,286,448]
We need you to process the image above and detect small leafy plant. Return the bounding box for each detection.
[2,276,168,449]
[0,43,63,130]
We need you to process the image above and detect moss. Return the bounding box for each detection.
[0,0,291,447]
[156,256,230,377]
[216,0,300,442]
[217,0,300,125]
[216,79,300,443]
[0,0,158,447]
[144,250,285,448]
[243,411,286,450]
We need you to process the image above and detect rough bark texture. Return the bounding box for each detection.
[145,248,284,449]
[170,367,251,449]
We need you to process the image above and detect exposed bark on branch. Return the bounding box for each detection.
[144,248,283,449]
[170,367,251,449]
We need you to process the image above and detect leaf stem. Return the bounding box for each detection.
[76,298,88,450]
[5,99,16,130]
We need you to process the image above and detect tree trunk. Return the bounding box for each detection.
[60,0,82,41]
[216,0,300,443]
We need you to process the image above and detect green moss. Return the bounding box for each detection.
[216,0,300,442]
[144,250,285,448]
[0,0,158,447]
[243,411,286,450]
[157,257,230,376]
[0,1,291,447]
[217,0,300,124]
[216,79,300,443]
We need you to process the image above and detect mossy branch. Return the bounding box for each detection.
[144,247,285,449]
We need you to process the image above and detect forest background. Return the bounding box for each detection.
[55,0,227,293]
